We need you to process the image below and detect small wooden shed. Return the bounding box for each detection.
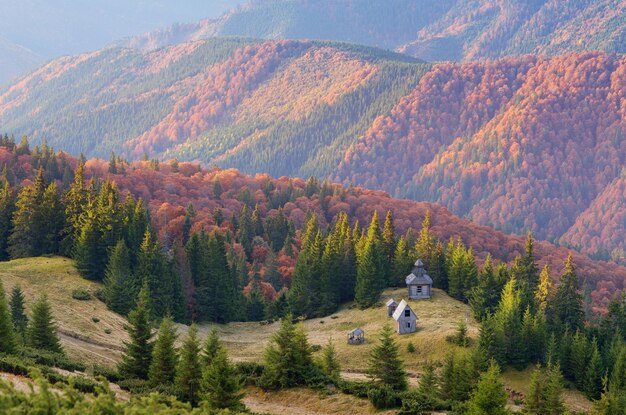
[392,299,417,334]
[406,259,433,300]
[348,327,365,344]
[386,298,398,317]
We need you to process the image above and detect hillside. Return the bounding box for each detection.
[1,39,626,261]
[119,0,626,61]
[0,256,593,413]
[0,37,42,87]
[2,146,624,312]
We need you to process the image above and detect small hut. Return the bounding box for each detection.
[392,299,417,334]
[406,259,433,300]
[386,298,398,317]
[348,328,365,344]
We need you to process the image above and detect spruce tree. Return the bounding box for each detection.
[9,285,28,340]
[391,236,413,287]
[148,315,178,386]
[202,328,221,366]
[368,324,407,391]
[382,211,396,282]
[494,278,525,368]
[288,216,322,317]
[202,341,244,411]
[119,284,153,379]
[261,315,314,389]
[355,240,379,308]
[320,338,341,380]
[466,360,508,415]
[535,264,552,314]
[524,364,565,415]
[27,294,62,354]
[417,360,440,399]
[585,338,604,400]
[175,324,203,406]
[551,254,584,332]
[62,161,89,255]
[9,169,46,258]
[0,279,17,354]
[0,181,15,260]
[103,240,135,315]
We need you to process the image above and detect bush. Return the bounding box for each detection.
[94,288,106,302]
[446,320,470,347]
[398,390,448,415]
[0,355,33,376]
[71,289,91,301]
[117,378,152,394]
[20,347,86,372]
[337,379,371,399]
[104,329,112,334]
[235,361,265,386]
[367,384,401,409]
[311,344,322,352]
[92,317,100,323]
[407,342,416,353]
[93,365,122,383]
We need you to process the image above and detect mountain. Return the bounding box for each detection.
[0,37,42,87]
[1,39,625,261]
[1,144,624,313]
[119,0,626,61]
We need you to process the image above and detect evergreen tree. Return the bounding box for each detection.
[27,294,62,354]
[247,288,266,321]
[108,151,117,174]
[417,360,440,399]
[494,278,525,368]
[0,181,15,260]
[519,232,539,311]
[261,315,314,389]
[181,203,195,245]
[551,255,584,332]
[569,330,589,389]
[320,338,341,380]
[103,240,135,316]
[0,279,17,354]
[585,338,604,400]
[355,240,380,308]
[62,161,89,255]
[382,210,396,282]
[9,285,28,340]
[535,264,552,314]
[202,328,221,367]
[288,216,322,317]
[470,255,500,321]
[524,364,565,415]
[119,284,153,379]
[202,341,244,411]
[148,315,178,386]
[175,325,202,406]
[368,324,407,391]
[391,236,413,287]
[466,360,508,415]
[9,169,46,258]
[319,230,341,315]
[264,250,283,291]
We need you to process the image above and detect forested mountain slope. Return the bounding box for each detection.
[119,0,626,61]
[0,143,624,312]
[1,39,625,261]
[0,37,42,87]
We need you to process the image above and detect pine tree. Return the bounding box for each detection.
[264,250,283,291]
[355,240,380,308]
[320,338,341,380]
[103,240,135,315]
[202,341,244,411]
[466,360,507,415]
[551,255,584,332]
[368,324,407,391]
[119,284,153,379]
[9,285,28,341]
[148,315,178,386]
[535,264,552,314]
[175,325,203,406]
[261,315,314,389]
[0,181,15,260]
[27,294,62,354]
[569,330,589,389]
[0,279,17,354]
[585,338,604,400]
[202,328,221,366]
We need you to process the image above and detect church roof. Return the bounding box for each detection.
[406,258,433,285]
[386,298,397,307]
[349,327,364,335]
[392,300,414,321]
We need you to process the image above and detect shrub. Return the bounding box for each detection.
[367,384,400,409]
[92,317,100,323]
[71,289,91,301]
[407,342,416,353]
[20,347,86,371]
[0,355,33,376]
[311,344,322,352]
[93,364,122,383]
[104,329,112,334]
[446,320,470,347]
[235,361,265,386]
[117,378,152,394]
[398,390,448,415]
[94,288,106,302]
[337,379,371,398]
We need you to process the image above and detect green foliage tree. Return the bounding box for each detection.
[551,254,584,332]
[27,294,62,354]
[0,279,17,354]
[368,324,407,391]
[103,240,135,316]
[119,284,153,379]
[261,315,314,389]
[201,339,244,411]
[524,364,565,415]
[9,285,28,341]
[0,180,15,260]
[320,338,341,380]
[466,360,508,415]
[288,216,322,317]
[148,315,178,387]
[175,324,203,406]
